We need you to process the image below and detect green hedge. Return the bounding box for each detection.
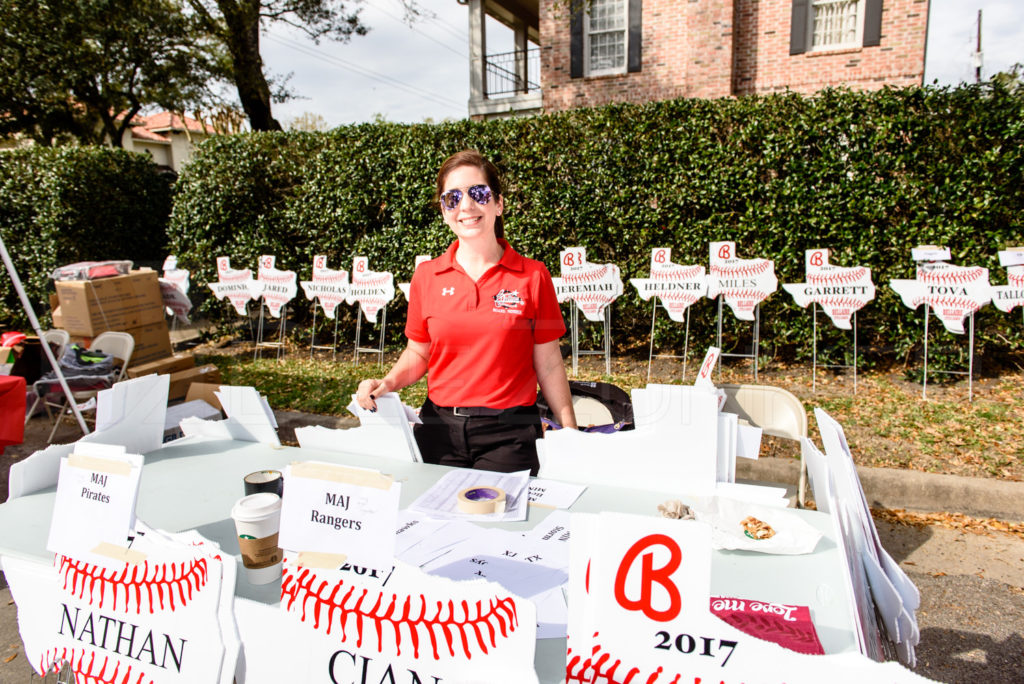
[0,147,173,328]
[169,84,1024,368]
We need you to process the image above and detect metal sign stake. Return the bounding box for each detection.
[309,304,340,360]
[812,305,859,395]
[921,307,975,402]
[353,306,387,366]
[646,301,692,383]
[715,296,761,381]
[254,302,287,361]
[569,301,612,376]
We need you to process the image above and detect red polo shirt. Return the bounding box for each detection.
[405,239,566,408]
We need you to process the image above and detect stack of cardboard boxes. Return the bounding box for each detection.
[51,269,221,402]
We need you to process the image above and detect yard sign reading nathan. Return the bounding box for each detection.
[300,255,349,319]
[707,241,778,321]
[346,256,395,324]
[889,250,993,334]
[629,248,708,322]
[783,249,875,329]
[551,247,624,322]
[993,248,1024,314]
[207,256,261,316]
[256,255,298,318]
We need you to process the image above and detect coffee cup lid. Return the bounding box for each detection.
[231,492,282,522]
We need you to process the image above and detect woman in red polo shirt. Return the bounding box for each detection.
[356,150,576,474]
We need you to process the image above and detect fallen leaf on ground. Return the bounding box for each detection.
[3,654,16,663]
[872,507,1024,540]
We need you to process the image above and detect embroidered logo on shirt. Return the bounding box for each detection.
[441,287,455,296]
[492,289,524,312]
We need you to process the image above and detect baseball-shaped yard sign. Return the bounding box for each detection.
[208,256,262,315]
[257,255,298,318]
[889,248,993,334]
[551,247,624,322]
[629,248,708,322]
[346,256,395,323]
[783,249,875,330]
[993,248,1024,314]
[300,255,349,319]
[706,241,778,321]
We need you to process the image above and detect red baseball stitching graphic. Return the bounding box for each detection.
[806,267,867,285]
[259,272,296,284]
[718,289,769,302]
[658,292,701,306]
[817,297,869,310]
[352,272,392,286]
[917,266,985,285]
[709,260,771,278]
[1007,270,1024,287]
[58,555,209,615]
[217,270,252,284]
[567,637,682,684]
[651,266,703,282]
[39,647,151,684]
[280,566,519,660]
[563,265,611,284]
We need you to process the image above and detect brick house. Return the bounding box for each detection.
[465,0,929,119]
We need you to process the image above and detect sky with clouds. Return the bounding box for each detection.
[261,0,1023,129]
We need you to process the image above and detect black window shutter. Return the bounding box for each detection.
[570,0,584,79]
[863,0,883,47]
[790,0,810,55]
[627,0,642,73]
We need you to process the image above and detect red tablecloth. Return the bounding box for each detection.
[0,375,27,453]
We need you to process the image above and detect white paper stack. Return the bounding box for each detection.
[180,385,280,446]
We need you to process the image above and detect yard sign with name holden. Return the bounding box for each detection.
[5,536,232,684]
[565,512,934,684]
[256,255,298,318]
[398,255,431,301]
[783,249,875,329]
[629,248,708,322]
[551,247,624,322]
[207,256,262,315]
[889,251,993,334]
[347,256,395,323]
[300,255,349,319]
[993,248,1024,314]
[707,241,778,321]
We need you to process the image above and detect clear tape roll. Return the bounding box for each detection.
[457,486,506,514]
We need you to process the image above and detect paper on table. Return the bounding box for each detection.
[528,478,586,509]
[534,586,568,639]
[214,385,280,446]
[407,469,530,522]
[394,514,487,568]
[94,374,169,455]
[694,497,822,555]
[428,553,567,598]
[714,482,789,507]
[297,392,422,462]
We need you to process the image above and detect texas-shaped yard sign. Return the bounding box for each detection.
[629,248,708,322]
[346,256,395,324]
[551,247,624,322]
[707,241,778,321]
[300,254,349,319]
[889,247,993,334]
[992,248,1024,314]
[207,256,262,316]
[783,249,875,329]
[257,255,298,318]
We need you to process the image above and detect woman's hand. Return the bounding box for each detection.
[356,378,389,411]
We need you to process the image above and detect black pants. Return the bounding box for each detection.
[414,399,543,476]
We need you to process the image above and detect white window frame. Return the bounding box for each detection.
[584,0,629,77]
[808,0,864,52]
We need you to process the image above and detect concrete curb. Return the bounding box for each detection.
[274,409,1024,523]
[739,456,1024,521]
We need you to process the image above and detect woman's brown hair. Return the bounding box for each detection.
[434,150,504,240]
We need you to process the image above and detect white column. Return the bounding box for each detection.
[514,19,528,93]
[468,0,487,102]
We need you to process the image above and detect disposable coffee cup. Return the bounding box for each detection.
[230,493,283,585]
[244,469,284,497]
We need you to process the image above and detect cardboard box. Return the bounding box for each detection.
[126,353,195,379]
[68,321,172,369]
[185,382,224,412]
[163,399,222,443]
[55,270,164,336]
[168,364,221,402]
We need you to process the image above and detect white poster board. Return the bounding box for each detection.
[707,241,778,320]
[208,256,262,315]
[551,247,624,322]
[346,256,396,323]
[256,255,297,318]
[629,248,707,321]
[889,250,993,334]
[783,249,875,329]
[300,254,349,319]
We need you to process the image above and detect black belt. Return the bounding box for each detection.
[434,404,506,417]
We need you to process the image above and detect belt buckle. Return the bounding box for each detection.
[453,406,470,417]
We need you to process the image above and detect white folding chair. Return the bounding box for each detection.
[719,383,810,506]
[25,330,72,424]
[46,331,135,442]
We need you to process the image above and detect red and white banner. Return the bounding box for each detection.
[707,241,778,321]
[630,248,707,322]
[890,254,992,334]
[783,249,875,330]
[552,247,624,322]
[300,255,349,319]
[208,256,262,316]
[257,255,297,318]
[346,256,395,324]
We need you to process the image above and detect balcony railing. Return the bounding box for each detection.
[485,47,541,98]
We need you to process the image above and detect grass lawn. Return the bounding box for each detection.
[196,343,1024,482]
